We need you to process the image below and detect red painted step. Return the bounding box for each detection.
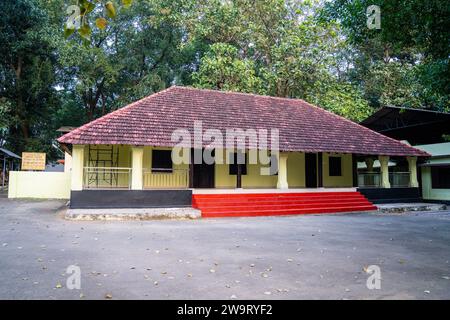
[201,205,378,218]
[199,201,373,213]
[193,191,366,196]
[193,197,367,207]
[193,193,371,202]
[193,193,367,202]
[192,191,377,218]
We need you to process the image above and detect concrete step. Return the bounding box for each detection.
[377,203,447,213]
[66,207,201,220]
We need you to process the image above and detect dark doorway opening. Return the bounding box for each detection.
[305,153,317,188]
[192,149,215,188]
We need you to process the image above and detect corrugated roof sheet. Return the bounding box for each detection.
[0,148,21,159]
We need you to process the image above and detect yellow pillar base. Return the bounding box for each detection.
[71,145,84,191]
[407,156,419,188]
[277,152,289,189]
[379,155,391,188]
[131,146,144,190]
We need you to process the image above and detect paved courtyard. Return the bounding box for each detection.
[0,197,449,300]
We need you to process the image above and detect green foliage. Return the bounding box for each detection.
[1,0,448,161]
[324,0,449,60]
[188,0,370,121]
[192,43,264,93]
[306,82,373,122]
[64,0,134,45]
[0,0,60,156]
[0,99,11,130]
[323,0,450,110]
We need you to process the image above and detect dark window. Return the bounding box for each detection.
[329,157,342,176]
[269,154,278,175]
[151,150,173,173]
[229,152,247,175]
[431,166,450,189]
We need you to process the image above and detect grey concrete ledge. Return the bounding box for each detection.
[65,207,201,221]
[377,203,447,214]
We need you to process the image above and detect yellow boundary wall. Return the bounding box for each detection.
[8,171,71,199]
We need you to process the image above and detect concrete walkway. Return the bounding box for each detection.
[0,198,449,300]
[66,207,201,220]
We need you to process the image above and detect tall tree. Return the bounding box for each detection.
[0,0,59,154]
[187,0,373,120]
[59,0,191,120]
[192,43,264,93]
[324,0,450,110]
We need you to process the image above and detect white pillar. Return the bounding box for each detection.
[131,146,144,190]
[379,155,391,188]
[71,145,84,191]
[277,152,289,189]
[64,151,72,173]
[407,156,419,188]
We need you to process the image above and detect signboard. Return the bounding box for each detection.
[21,152,46,171]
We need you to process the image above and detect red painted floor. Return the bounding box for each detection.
[192,192,377,218]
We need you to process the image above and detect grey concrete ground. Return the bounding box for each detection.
[0,198,449,300]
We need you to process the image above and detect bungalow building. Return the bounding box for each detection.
[56,86,429,217]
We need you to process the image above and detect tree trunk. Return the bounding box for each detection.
[14,56,30,141]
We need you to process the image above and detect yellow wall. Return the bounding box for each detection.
[143,146,189,188]
[202,150,353,188]
[214,151,305,188]
[64,151,72,173]
[71,145,84,190]
[287,152,306,187]
[322,153,353,187]
[214,150,275,188]
[421,167,450,201]
[75,145,190,189]
[73,145,354,189]
[83,145,131,188]
[8,171,71,199]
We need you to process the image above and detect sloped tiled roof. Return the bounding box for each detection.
[58,86,429,156]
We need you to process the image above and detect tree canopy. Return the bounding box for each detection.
[0,0,448,160]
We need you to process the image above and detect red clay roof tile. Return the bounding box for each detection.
[58,86,429,157]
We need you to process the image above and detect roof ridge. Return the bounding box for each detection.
[172,85,311,104]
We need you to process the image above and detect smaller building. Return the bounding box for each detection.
[416,142,450,203]
[361,106,450,203]
[0,147,21,190]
